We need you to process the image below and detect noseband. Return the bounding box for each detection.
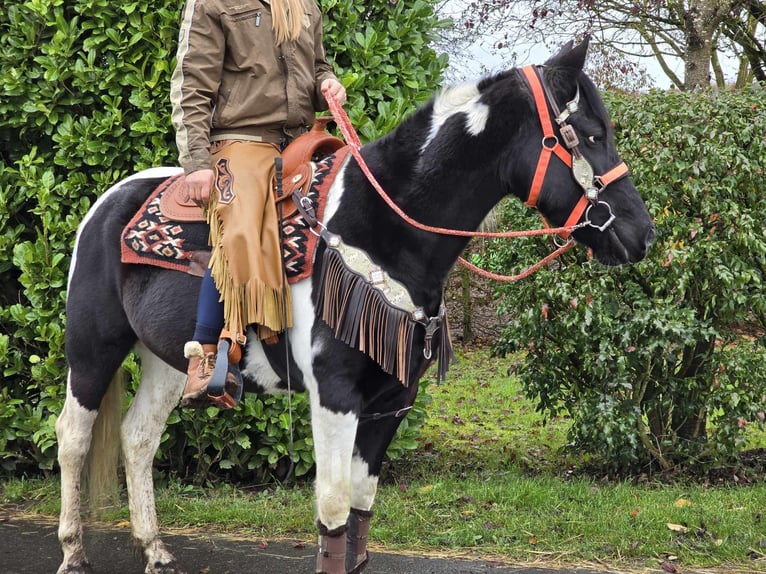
[520,65,628,235]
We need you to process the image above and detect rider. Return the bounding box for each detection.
[171,0,346,408]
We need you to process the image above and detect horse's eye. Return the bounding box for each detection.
[587,135,598,144]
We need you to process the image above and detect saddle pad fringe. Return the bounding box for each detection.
[316,246,416,386]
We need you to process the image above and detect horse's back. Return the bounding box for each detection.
[69,168,182,283]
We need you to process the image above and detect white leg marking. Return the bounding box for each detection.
[312,404,358,530]
[56,375,99,572]
[122,345,184,567]
[349,455,378,512]
[287,281,358,530]
[421,82,489,152]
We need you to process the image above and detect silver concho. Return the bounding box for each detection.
[571,155,594,194]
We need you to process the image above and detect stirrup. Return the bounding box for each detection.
[206,338,243,408]
[219,329,246,363]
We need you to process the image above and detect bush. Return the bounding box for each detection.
[491,87,766,474]
[0,0,447,478]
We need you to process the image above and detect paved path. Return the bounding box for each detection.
[0,515,616,574]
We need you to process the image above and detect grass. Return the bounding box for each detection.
[2,346,766,572]
[373,476,766,567]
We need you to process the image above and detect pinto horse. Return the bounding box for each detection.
[56,39,654,574]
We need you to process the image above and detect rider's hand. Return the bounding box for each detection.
[321,78,347,105]
[184,169,215,206]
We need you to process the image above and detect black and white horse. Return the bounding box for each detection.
[56,39,654,574]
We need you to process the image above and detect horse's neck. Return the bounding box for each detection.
[344,141,497,307]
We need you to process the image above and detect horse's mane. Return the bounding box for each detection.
[366,58,613,191]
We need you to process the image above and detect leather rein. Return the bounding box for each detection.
[322,65,629,282]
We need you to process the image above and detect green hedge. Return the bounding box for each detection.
[491,87,766,474]
[8,0,762,480]
[0,0,447,480]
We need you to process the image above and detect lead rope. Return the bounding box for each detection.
[322,90,586,282]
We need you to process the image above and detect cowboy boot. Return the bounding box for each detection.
[181,342,218,408]
[316,523,347,574]
[345,508,372,573]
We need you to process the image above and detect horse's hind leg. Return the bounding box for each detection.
[122,345,186,574]
[56,375,100,574]
[56,353,132,574]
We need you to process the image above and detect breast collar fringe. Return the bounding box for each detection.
[314,229,454,386]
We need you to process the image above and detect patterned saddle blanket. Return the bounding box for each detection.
[120,147,350,283]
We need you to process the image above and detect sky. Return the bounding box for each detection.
[436,2,746,90]
[444,40,674,89]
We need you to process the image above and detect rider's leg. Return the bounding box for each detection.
[182,268,224,405]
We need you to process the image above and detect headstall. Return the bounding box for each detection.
[519,65,629,236]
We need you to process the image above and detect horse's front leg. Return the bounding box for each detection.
[309,385,360,574]
[345,381,414,574]
[121,347,187,574]
[345,454,377,574]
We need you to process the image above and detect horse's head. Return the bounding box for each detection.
[494,37,655,265]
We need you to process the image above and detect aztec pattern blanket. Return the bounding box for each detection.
[120,149,348,283]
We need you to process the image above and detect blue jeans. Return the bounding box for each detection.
[193,268,224,344]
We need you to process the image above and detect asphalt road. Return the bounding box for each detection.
[0,515,617,574]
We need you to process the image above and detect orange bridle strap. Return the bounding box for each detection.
[521,65,571,208]
[598,162,629,187]
[520,65,630,237]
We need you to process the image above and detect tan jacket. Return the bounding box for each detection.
[171,0,338,174]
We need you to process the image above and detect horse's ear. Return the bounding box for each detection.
[544,35,590,72]
[547,40,574,62]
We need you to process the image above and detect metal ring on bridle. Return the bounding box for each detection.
[552,233,570,248]
[585,201,616,233]
[542,135,558,150]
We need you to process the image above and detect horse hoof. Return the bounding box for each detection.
[348,554,369,574]
[57,562,93,574]
[147,559,187,574]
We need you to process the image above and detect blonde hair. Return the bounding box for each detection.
[272,0,305,45]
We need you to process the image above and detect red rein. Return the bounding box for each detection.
[323,87,585,282]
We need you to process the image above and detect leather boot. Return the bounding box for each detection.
[316,523,347,574]
[181,342,218,408]
[345,508,372,573]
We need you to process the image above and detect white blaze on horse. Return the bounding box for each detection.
[56,39,654,574]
